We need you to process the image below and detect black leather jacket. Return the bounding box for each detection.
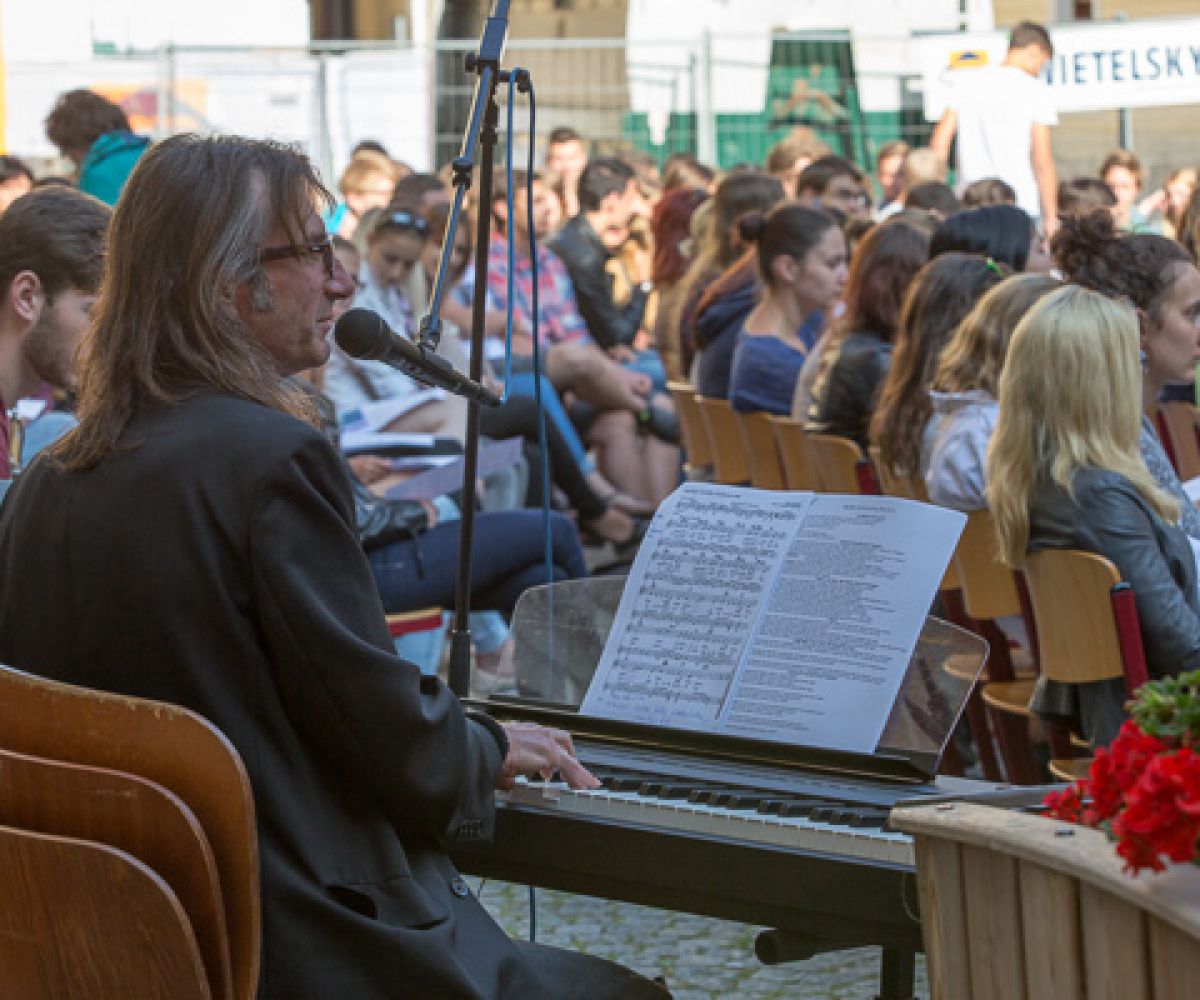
[806,330,892,450]
[549,214,647,350]
[1030,467,1200,679]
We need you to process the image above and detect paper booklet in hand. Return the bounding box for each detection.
[579,483,966,756]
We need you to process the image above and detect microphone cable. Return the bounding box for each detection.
[503,65,546,945]
[503,68,554,588]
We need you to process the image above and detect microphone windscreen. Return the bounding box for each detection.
[334,308,390,361]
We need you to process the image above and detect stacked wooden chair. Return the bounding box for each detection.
[0,664,260,999]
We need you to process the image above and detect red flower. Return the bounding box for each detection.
[1083,721,1168,826]
[1112,747,1200,874]
[1043,783,1085,824]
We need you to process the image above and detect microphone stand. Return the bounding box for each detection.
[417,0,528,700]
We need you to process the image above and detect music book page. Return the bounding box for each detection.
[580,483,965,754]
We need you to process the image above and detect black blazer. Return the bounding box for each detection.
[0,391,554,998]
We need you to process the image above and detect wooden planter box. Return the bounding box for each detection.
[890,802,1200,1000]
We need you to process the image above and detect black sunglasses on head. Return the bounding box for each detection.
[377,210,429,235]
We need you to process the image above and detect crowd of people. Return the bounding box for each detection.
[1,16,1200,994]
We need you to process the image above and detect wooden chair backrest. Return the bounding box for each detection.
[666,380,713,469]
[1022,549,1126,685]
[869,445,962,592]
[736,410,786,489]
[1156,401,1200,482]
[0,823,211,999]
[0,748,232,1000]
[0,665,259,1000]
[696,396,751,484]
[868,445,923,500]
[893,801,1200,1000]
[806,433,867,493]
[953,510,1022,621]
[769,416,821,491]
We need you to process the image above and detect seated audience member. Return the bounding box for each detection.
[676,171,785,379]
[324,207,468,436]
[961,176,1016,208]
[765,129,832,198]
[661,154,716,193]
[43,88,150,205]
[391,171,452,215]
[870,253,1006,479]
[0,155,33,213]
[801,220,929,445]
[412,201,648,542]
[0,186,110,496]
[988,285,1200,746]
[902,181,961,220]
[1057,176,1116,219]
[0,133,669,999]
[877,146,948,219]
[545,126,589,219]
[1146,166,1196,240]
[328,149,402,239]
[1179,184,1200,262]
[483,170,678,506]
[551,157,652,356]
[925,273,1060,509]
[930,203,1054,273]
[728,205,846,415]
[794,155,864,218]
[650,186,709,381]
[873,140,910,214]
[1100,148,1157,233]
[1052,210,1200,538]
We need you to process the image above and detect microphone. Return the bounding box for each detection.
[334,308,501,408]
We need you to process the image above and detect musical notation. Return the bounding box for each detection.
[581,484,965,754]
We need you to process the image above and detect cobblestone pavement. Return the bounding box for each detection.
[478,880,928,999]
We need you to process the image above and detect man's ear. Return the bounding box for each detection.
[8,271,45,327]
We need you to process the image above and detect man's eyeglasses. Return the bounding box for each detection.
[259,235,335,278]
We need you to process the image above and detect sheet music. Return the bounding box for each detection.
[580,484,965,754]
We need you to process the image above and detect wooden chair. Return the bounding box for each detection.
[1023,549,1149,773]
[1154,401,1200,482]
[868,448,997,779]
[666,380,713,478]
[0,665,260,1000]
[696,396,751,484]
[735,410,786,489]
[0,823,211,999]
[893,800,1200,1000]
[953,511,1041,784]
[0,748,231,1000]
[806,433,879,494]
[769,416,821,491]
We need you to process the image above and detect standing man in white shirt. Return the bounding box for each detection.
[931,21,1058,232]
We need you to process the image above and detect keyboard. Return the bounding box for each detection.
[503,740,919,866]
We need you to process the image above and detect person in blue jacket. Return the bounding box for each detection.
[44,88,150,205]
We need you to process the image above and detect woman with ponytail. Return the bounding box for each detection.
[725,204,847,415]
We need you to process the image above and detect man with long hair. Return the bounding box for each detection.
[0,134,668,1000]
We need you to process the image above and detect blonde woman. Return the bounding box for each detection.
[987,285,1200,745]
[924,273,1059,510]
